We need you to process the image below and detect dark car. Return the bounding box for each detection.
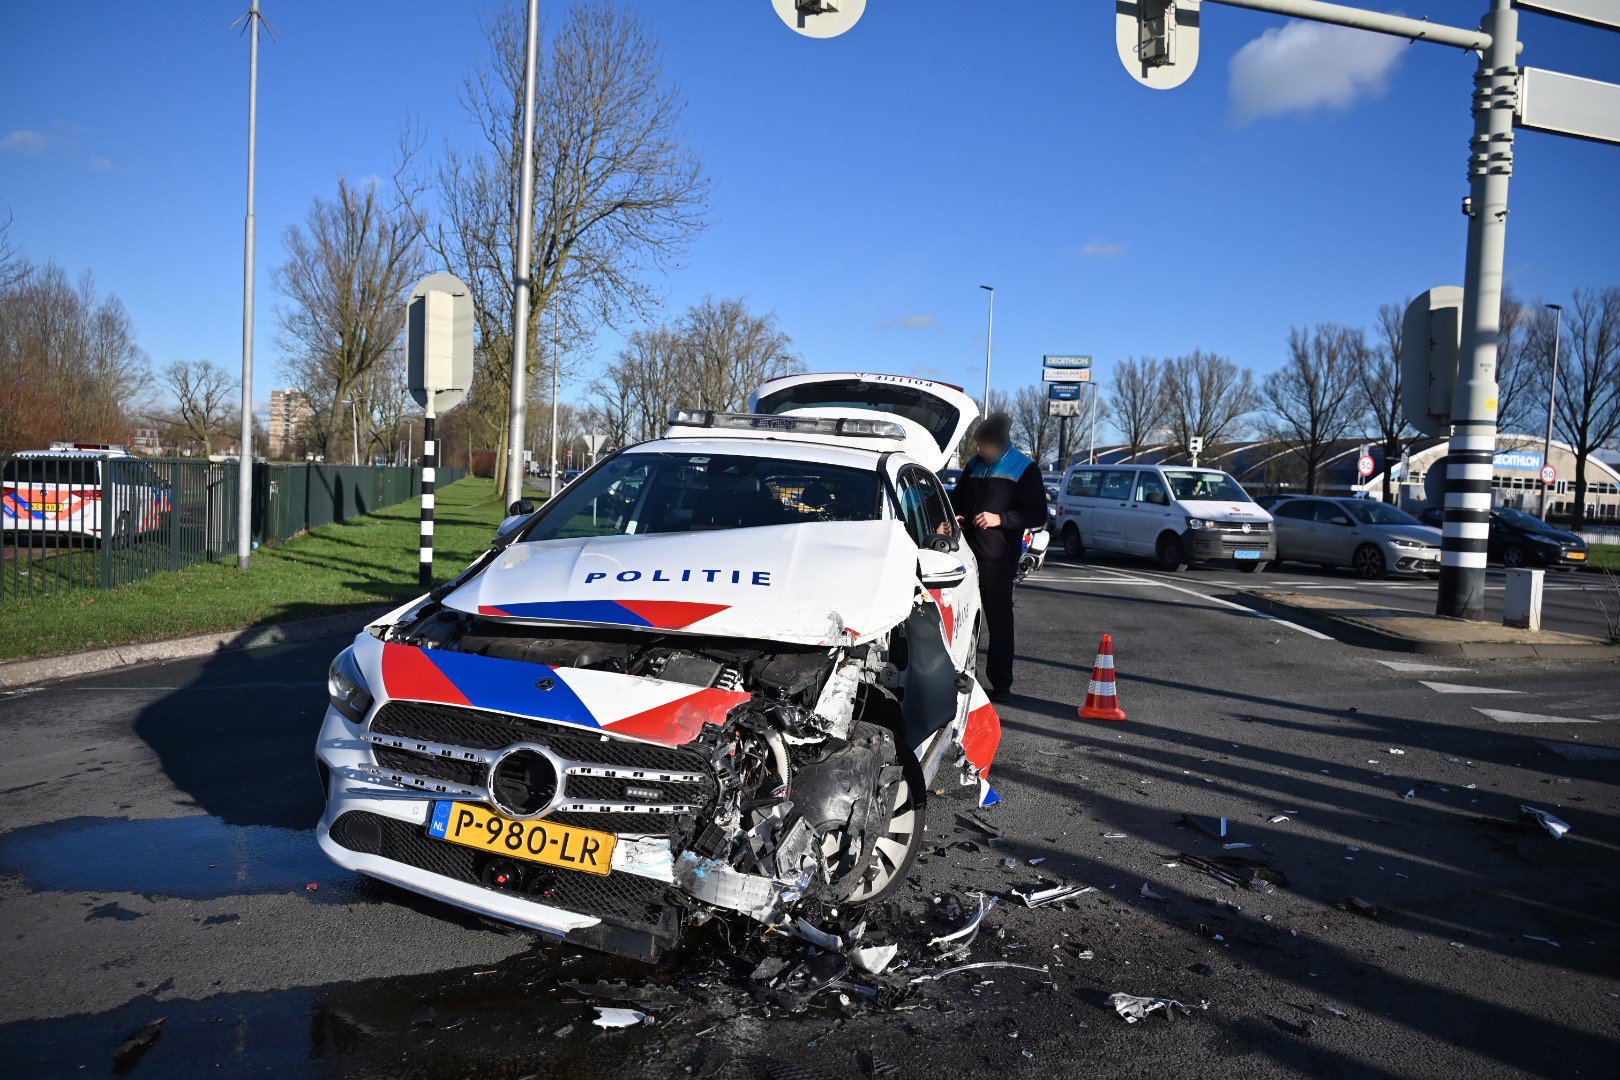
[1416,505,1590,569]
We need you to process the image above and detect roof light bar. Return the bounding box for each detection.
[667,409,905,440]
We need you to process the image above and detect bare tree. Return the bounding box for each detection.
[154,359,239,456]
[410,0,710,494]
[1262,325,1367,493]
[274,177,425,463]
[1007,384,1056,465]
[1536,288,1620,529]
[1108,357,1171,462]
[1496,286,1540,434]
[682,296,799,411]
[0,261,149,454]
[1163,350,1256,454]
[0,208,26,291]
[1357,301,1408,502]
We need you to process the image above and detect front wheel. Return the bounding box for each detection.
[1157,533,1189,572]
[837,740,927,906]
[1501,544,1527,569]
[1353,544,1388,579]
[1061,525,1083,559]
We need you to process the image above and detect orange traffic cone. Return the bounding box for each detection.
[1078,633,1128,721]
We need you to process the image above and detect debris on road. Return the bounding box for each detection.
[1268,814,1290,824]
[111,1018,164,1076]
[592,1007,648,1029]
[929,891,994,953]
[1108,993,1208,1023]
[1176,852,1286,893]
[1139,883,1167,902]
[407,1004,435,1028]
[1015,883,1096,908]
[1519,805,1571,839]
[912,961,1052,983]
[850,942,899,975]
[1524,935,1561,947]
[1346,897,1381,919]
[1180,814,1229,839]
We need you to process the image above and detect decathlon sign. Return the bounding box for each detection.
[1494,450,1544,472]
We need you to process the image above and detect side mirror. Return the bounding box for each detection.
[918,547,968,590]
[507,498,537,517]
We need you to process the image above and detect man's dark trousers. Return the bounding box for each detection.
[977,555,1018,694]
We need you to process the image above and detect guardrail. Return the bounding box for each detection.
[1,457,464,601]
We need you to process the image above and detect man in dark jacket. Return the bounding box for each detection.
[952,413,1048,701]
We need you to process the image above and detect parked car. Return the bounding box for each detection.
[1270,496,1440,578]
[1,442,170,545]
[1415,505,1590,569]
[1052,463,1275,571]
[317,372,1003,962]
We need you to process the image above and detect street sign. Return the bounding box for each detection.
[1042,354,1092,369]
[1400,286,1465,437]
[1540,463,1557,485]
[1116,0,1200,90]
[583,433,607,454]
[1358,454,1376,478]
[1047,383,1085,401]
[773,0,865,38]
[1516,67,1620,146]
[1048,400,1084,418]
[1513,0,1620,31]
[1188,437,1203,455]
[1042,368,1091,384]
[407,272,474,416]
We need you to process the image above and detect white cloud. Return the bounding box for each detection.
[881,313,937,330]
[0,130,51,158]
[1077,239,1128,259]
[1228,21,1405,125]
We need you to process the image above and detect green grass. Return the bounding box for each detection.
[1588,544,1620,571]
[0,477,528,663]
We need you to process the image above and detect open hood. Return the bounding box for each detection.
[750,373,979,472]
[441,519,920,646]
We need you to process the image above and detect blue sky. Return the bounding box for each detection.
[3,1,1617,431]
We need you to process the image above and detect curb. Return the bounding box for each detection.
[0,606,392,689]
[1228,592,1620,660]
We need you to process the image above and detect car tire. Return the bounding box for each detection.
[1238,560,1267,573]
[1502,544,1527,569]
[1061,525,1083,559]
[836,729,927,906]
[1353,544,1388,579]
[1156,533,1189,573]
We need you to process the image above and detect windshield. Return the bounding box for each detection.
[522,452,883,541]
[1161,470,1251,503]
[1344,501,1425,527]
[756,379,957,451]
[1494,506,1556,533]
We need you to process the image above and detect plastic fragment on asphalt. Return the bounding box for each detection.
[1346,897,1380,919]
[1222,842,1252,850]
[1387,749,1405,755]
[912,961,1051,983]
[1015,883,1096,908]
[1140,883,1166,901]
[1108,993,1208,1023]
[1103,832,1127,839]
[1524,935,1561,947]
[1402,789,1417,799]
[1519,805,1571,839]
[553,1024,574,1038]
[850,943,899,975]
[1180,814,1228,839]
[1268,815,1290,824]
[592,1007,647,1029]
[929,892,995,950]
[792,918,845,952]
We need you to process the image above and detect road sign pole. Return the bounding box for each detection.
[504,0,540,510]
[1539,305,1563,520]
[1439,0,1518,621]
[419,405,435,588]
[235,0,262,570]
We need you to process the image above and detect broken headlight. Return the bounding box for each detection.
[327,646,373,723]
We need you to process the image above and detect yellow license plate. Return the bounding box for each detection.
[426,801,616,875]
[1568,551,1586,561]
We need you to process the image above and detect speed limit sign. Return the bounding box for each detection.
[1540,464,1556,486]
[1357,454,1375,478]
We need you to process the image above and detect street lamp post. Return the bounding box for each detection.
[343,397,360,465]
[1539,303,1563,520]
[979,284,994,417]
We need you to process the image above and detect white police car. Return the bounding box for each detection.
[315,374,1005,960]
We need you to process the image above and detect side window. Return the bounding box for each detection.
[1134,473,1169,505]
[1066,469,1102,497]
[1099,470,1134,500]
[1310,501,1348,524]
[896,467,954,547]
[1274,500,1314,520]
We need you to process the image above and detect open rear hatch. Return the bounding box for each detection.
[750,373,979,473]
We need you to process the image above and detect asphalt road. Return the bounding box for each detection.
[1,569,1616,1078]
[1052,550,1618,641]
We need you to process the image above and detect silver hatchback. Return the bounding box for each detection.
[1268,497,1442,578]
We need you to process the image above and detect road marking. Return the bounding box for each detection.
[1376,660,1472,672]
[1475,708,1598,725]
[1592,713,1620,721]
[1074,565,1333,640]
[1291,585,1358,590]
[1027,574,1170,585]
[1419,681,1524,695]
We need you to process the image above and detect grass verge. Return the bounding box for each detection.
[1586,544,1619,571]
[0,477,520,664]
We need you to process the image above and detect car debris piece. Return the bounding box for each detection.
[1175,852,1286,893]
[1519,805,1571,839]
[407,1004,435,1028]
[111,1018,165,1076]
[1103,832,1127,839]
[912,961,1051,983]
[1107,993,1208,1023]
[1346,897,1381,919]
[792,917,846,952]
[929,891,995,953]
[592,1007,648,1029]
[1180,814,1229,839]
[1015,883,1096,908]
[1139,883,1167,902]
[850,942,900,975]
[1524,935,1561,947]
[1267,815,1290,824]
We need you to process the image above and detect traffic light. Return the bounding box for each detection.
[1400,286,1465,437]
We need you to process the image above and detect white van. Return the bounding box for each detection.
[1052,463,1275,572]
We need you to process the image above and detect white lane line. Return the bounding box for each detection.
[1593,713,1620,721]
[1291,585,1358,590]
[1028,574,1171,585]
[1419,681,1524,695]
[1376,660,1472,672]
[1475,708,1598,725]
[1076,564,1332,640]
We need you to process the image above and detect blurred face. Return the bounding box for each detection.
[976,438,1004,462]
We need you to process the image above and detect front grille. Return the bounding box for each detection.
[1209,522,1272,534]
[328,810,681,944]
[366,700,717,835]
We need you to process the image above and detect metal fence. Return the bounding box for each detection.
[1,456,464,601]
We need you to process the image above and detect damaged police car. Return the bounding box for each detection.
[315,374,1004,961]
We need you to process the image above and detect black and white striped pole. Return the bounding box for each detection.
[406,272,474,592]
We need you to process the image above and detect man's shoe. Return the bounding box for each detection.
[988,688,1011,704]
